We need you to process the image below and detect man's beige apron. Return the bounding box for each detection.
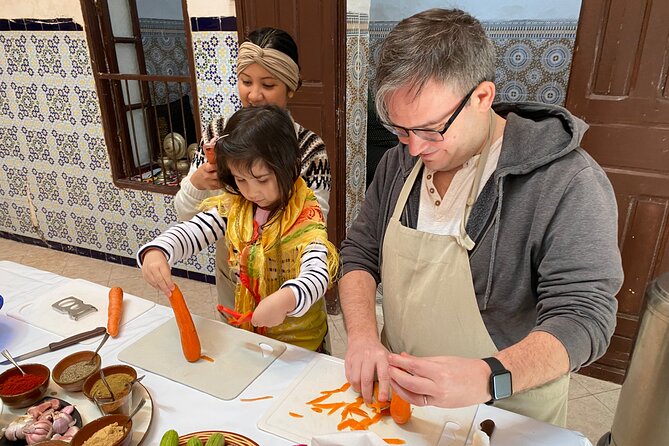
[380,113,569,426]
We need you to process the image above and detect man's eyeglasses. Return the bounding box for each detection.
[381,86,477,142]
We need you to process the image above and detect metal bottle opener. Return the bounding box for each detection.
[52,296,98,320]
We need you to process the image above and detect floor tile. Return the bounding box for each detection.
[568,373,590,400]
[62,255,113,284]
[566,395,614,445]
[593,388,620,413]
[573,373,621,394]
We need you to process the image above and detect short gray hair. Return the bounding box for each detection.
[374,8,496,123]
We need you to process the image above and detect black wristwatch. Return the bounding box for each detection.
[482,357,512,404]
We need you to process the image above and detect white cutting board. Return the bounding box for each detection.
[118,315,287,400]
[258,355,478,446]
[7,279,155,343]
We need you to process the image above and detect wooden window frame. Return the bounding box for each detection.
[80,0,201,194]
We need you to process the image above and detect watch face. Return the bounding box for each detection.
[493,372,513,399]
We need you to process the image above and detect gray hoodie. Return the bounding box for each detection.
[341,102,623,371]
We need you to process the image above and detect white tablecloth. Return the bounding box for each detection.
[0,260,592,445]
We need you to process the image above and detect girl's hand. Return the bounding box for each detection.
[141,249,175,297]
[190,162,220,191]
[251,287,296,328]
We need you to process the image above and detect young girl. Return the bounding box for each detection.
[138,105,338,351]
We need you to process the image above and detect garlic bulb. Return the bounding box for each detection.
[3,414,33,441]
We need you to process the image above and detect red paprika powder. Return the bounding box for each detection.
[0,373,44,395]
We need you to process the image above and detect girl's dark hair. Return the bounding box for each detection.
[216,105,300,211]
[247,27,299,67]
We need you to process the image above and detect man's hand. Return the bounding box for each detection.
[252,287,295,328]
[387,352,491,408]
[345,335,391,404]
[190,162,221,191]
[141,249,174,297]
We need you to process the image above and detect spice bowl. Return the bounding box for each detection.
[83,364,137,402]
[0,363,50,408]
[70,414,133,446]
[53,350,102,392]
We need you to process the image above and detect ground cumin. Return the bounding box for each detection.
[90,373,133,399]
[81,422,125,446]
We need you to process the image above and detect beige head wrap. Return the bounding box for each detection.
[237,41,300,92]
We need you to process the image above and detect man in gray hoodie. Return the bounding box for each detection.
[340,8,623,426]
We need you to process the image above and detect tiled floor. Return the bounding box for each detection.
[0,237,620,444]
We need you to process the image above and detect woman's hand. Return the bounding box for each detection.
[189,162,221,191]
[251,287,296,327]
[141,249,175,297]
[387,352,491,408]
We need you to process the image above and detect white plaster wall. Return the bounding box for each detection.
[370,0,582,21]
[186,0,235,18]
[348,0,371,15]
[2,0,84,25]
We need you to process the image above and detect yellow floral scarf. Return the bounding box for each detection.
[201,177,339,350]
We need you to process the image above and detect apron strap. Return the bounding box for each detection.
[391,157,424,220]
[459,109,496,247]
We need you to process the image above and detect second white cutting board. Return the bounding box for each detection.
[7,279,155,343]
[258,355,478,446]
[118,315,286,400]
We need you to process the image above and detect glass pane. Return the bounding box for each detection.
[115,43,140,76]
[127,108,151,167]
[108,0,133,38]
[137,0,189,77]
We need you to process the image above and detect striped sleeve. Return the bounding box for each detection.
[281,243,331,317]
[137,207,226,267]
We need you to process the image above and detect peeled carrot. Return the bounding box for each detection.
[107,287,123,337]
[389,391,412,425]
[168,284,201,362]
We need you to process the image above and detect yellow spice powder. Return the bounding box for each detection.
[82,422,126,446]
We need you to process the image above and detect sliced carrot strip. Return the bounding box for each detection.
[347,406,370,418]
[311,407,323,413]
[240,395,273,402]
[383,439,406,444]
[289,412,304,418]
[337,418,360,431]
[307,394,330,405]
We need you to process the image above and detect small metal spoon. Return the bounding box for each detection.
[99,368,115,400]
[1,349,26,375]
[123,397,146,432]
[87,331,110,365]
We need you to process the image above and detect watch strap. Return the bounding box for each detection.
[482,356,511,404]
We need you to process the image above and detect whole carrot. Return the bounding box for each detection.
[169,284,201,362]
[107,287,123,337]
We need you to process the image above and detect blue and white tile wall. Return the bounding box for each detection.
[369,19,577,105]
[0,20,223,281]
[345,13,369,230]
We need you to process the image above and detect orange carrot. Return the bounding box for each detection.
[168,284,201,362]
[107,287,123,337]
[240,395,274,402]
[288,412,304,418]
[389,392,412,425]
[204,142,216,164]
[383,439,406,444]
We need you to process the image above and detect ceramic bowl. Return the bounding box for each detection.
[52,350,102,392]
[83,364,137,401]
[0,363,50,408]
[70,414,133,446]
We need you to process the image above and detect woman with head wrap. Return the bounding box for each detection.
[175,27,331,311]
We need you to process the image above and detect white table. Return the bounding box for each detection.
[0,260,592,445]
